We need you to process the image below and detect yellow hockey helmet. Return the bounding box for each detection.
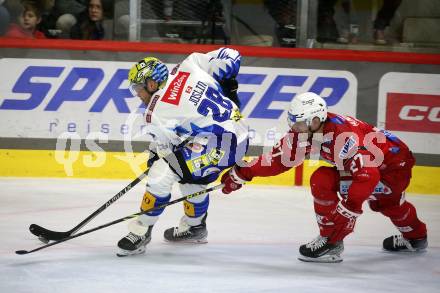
[128,57,169,95]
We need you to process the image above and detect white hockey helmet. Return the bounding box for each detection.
[287,92,327,128]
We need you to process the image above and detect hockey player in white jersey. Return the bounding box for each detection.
[117,48,249,256]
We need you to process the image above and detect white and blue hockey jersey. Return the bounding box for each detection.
[142,48,249,165]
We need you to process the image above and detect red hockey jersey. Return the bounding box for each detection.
[237,113,414,209]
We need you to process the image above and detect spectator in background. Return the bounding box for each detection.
[0,0,10,36]
[4,0,46,39]
[373,0,402,45]
[38,0,60,38]
[55,0,87,37]
[70,0,104,40]
[336,0,359,44]
[115,0,224,42]
[317,0,339,43]
[317,0,359,44]
[264,0,297,47]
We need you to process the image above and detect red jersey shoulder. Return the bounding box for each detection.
[323,113,372,136]
[322,113,363,161]
[323,113,351,136]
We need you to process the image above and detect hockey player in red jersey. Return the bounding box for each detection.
[221,92,428,263]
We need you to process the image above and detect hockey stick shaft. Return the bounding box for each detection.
[16,184,223,255]
[29,170,149,240]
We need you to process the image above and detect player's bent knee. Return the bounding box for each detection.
[147,159,179,195]
[140,191,171,216]
[310,166,338,192]
[310,167,338,185]
[368,200,382,212]
[184,196,210,218]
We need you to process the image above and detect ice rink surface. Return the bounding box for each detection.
[0,178,439,293]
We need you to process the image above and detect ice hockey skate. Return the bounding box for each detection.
[298,235,344,263]
[117,226,153,257]
[383,235,428,252]
[164,214,208,244]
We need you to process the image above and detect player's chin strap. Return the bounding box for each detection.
[144,78,160,96]
[144,86,156,96]
[307,118,325,135]
[308,124,320,134]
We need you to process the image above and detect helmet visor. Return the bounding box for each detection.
[287,111,304,126]
[287,111,309,130]
[128,82,145,97]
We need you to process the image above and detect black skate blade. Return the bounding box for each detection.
[298,255,343,263]
[164,238,208,244]
[116,247,146,257]
[382,248,427,253]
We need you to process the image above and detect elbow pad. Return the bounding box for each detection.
[207,48,241,81]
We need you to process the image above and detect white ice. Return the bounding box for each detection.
[0,178,439,293]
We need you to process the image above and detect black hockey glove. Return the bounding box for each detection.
[220,77,240,108]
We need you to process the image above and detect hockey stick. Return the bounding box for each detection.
[29,170,149,243]
[16,184,223,255]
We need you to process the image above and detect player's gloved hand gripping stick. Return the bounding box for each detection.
[16,184,223,255]
[221,166,249,194]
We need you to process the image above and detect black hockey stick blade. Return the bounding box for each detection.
[29,224,70,241]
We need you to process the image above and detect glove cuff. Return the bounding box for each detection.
[336,201,361,219]
[229,166,249,185]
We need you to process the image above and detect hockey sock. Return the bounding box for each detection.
[382,201,427,239]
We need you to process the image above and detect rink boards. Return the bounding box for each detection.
[0,148,439,195]
[0,40,439,195]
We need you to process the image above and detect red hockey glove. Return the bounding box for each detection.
[320,201,361,243]
[221,166,249,194]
